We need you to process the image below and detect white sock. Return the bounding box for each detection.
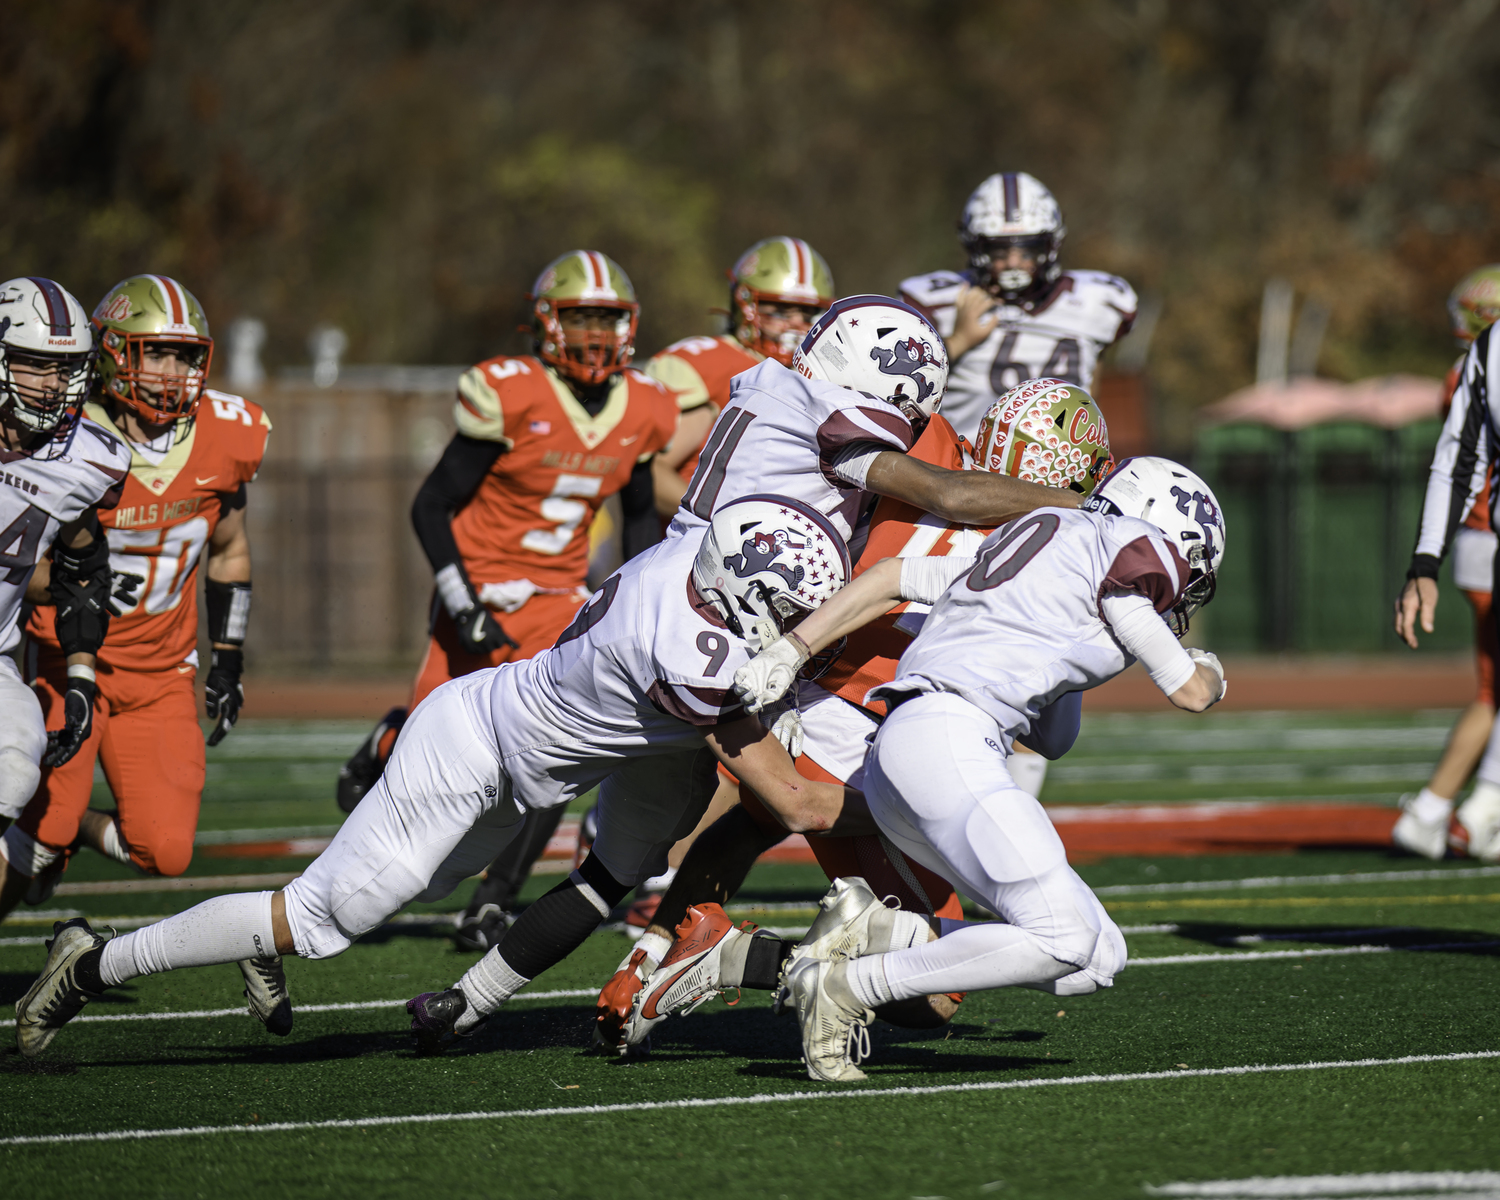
[641,866,678,893]
[455,948,529,1025]
[99,891,276,987]
[1462,779,1500,811]
[1007,752,1048,799]
[99,817,133,866]
[877,922,1073,1001]
[1410,786,1455,825]
[847,955,895,1008]
[634,931,671,965]
[873,907,933,953]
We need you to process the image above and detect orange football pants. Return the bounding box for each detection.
[409,591,586,708]
[20,650,204,876]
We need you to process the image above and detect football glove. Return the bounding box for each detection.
[770,708,804,758]
[205,648,244,747]
[50,537,114,658]
[1186,647,1226,707]
[44,673,97,767]
[109,570,145,615]
[454,605,518,655]
[732,635,810,713]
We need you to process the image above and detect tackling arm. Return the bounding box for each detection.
[866,450,1080,527]
[705,716,873,835]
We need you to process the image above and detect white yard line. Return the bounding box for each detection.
[1094,865,1500,898]
[72,988,597,1024]
[1145,1170,1500,1196]
[3,1050,1496,1148]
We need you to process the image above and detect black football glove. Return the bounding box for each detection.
[205,648,244,747]
[44,676,97,767]
[109,570,145,615]
[454,605,519,655]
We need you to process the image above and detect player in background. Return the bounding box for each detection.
[599,380,1114,1053]
[334,251,680,952]
[0,278,130,852]
[13,494,866,1059]
[735,457,1227,1081]
[4,279,271,972]
[899,172,1137,446]
[1396,267,1500,861]
[626,239,834,907]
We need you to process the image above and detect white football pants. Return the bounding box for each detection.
[0,655,45,825]
[283,673,718,959]
[863,691,1125,1000]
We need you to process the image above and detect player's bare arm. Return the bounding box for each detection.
[865,449,1081,525]
[1395,576,1439,649]
[705,716,873,836]
[652,404,715,516]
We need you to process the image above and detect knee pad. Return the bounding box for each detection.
[136,838,194,878]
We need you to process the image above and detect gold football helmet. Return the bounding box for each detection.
[531,251,639,386]
[729,238,833,365]
[92,274,213,421]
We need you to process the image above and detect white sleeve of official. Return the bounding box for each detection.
[1414,331,1495,562]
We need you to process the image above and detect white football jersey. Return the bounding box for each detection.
[872,507,1189,744]
[0,419,131,653]
[667,359,917,544]
[471,530,755,811]
[899,268,1137,442]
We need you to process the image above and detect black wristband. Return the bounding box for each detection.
[1406,555,1441,582]
[209,647,244,677]
[206,579,252,645]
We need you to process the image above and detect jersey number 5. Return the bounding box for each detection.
[522,474,604,556]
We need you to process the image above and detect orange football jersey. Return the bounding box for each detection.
[28,389,272,671]
[645,335,762,480]
[451,357,678,590]
[816,414,994,715]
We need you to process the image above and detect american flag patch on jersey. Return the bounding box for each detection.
[530,421,551,434]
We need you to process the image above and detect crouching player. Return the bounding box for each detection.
[598,378,1115,1049]
[13,495,866,1058]
[733,456,1228,1081]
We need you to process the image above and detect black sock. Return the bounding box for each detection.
[497,853,632,981]
[740,931,793,990]
[74,946,106,994]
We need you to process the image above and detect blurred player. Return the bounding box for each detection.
[900,172,1137,444]
[12,493,864,1059]
[735,456,1227,1081]
[628,238,833,907]
[601,380,1114,1051]
[1397,266,1500,860]
[4,277,271,959]
[647,238,833,514]
[0,277,129,851]
[334,251,679,950]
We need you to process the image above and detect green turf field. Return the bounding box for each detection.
[3,712,1497,1199]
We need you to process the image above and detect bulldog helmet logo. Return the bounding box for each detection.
[870,337,940,405]
[723,528,806,590]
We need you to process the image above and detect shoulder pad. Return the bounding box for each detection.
[899,269,966,308]
[455,356,541,445]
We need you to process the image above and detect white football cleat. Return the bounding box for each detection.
[1457,789,1500,862]
[785,956,873,1083]
[238,955,293,1036]
[773,877,895,1013]
[14,918,107,1058]
[593,945,660,1056]
[625,904,754,1048]
[1392,793,1449,860]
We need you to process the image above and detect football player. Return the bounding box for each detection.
[2,276,277,1015]
[600,380,1114,1052]
[735,456,1227,1081]
[13,492,864,1059]
[333,251,680,950]
[1397,266,1500,861]
[899,172,1138,444]
[647,237,834,514]
[0,277,130,846]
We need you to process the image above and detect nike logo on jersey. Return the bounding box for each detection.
[619,434,640,445]
[195,475,218,486]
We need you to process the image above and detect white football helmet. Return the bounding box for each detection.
[0,276,94,443]
[693,494,851,646]
[958,172,1065,300]
[1082,456,1225,636]
[792,295,948,427]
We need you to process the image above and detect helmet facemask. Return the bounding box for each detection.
[96,329,213,423]
[0,346,94,440]
[535,298,639,387]
[965,232,1061,300]
[731,286,824,366]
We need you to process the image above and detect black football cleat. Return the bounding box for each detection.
[336,707,407,814]
[406,988,474,1056]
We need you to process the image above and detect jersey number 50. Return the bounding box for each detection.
[107,517,211,616]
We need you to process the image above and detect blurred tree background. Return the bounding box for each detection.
[3,0,1499,445]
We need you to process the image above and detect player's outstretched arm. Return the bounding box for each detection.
[866,450,1080,527]
[204,498,253,746]
[44,513,111,767]
[1394,576,1439,649]
[706,717,874,836]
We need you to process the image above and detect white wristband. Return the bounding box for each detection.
[67,664,97,683]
